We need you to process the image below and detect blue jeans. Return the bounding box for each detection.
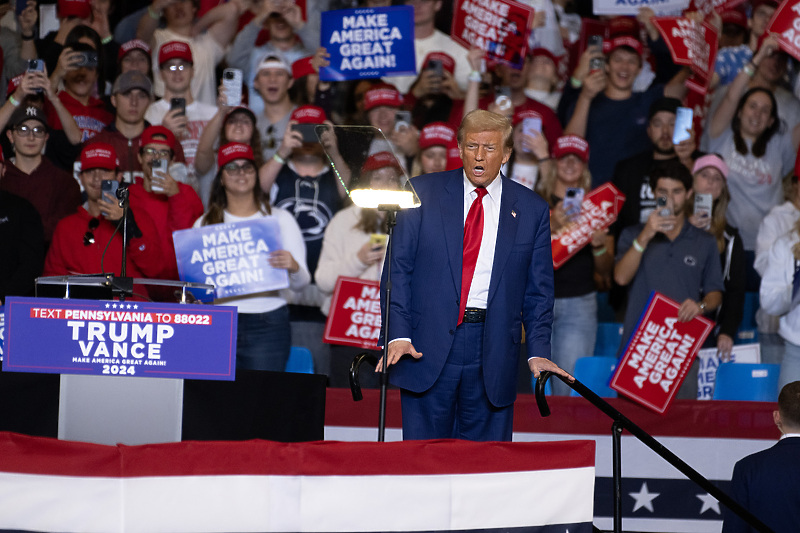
[236,306,291,371]
[551,292,597,396]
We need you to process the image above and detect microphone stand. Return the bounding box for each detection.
[113,184,133,301]
[377,204,399,442]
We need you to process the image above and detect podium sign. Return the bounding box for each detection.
[610,292,713,413]
[3,297,238,381]
[323,277,381,350]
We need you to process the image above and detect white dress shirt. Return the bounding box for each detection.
[463,172,502,309]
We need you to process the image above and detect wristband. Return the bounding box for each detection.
[21,33,34,41]
[272,153,286,165]
[743,63,755,78]
[592,246,607,257]
[537,157,550,162]
[570,76,582,89]
[632,238,646,253]
[8,95,20,107]
[147,5,161,19]
[468,70,482,83]
[698,301,707,313]
[101,35,113,45]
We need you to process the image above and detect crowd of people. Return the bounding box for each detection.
[1,0,800,395]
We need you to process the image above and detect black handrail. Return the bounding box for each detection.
[535,371,774,533]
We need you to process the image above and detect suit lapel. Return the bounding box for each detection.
[441,170,464,298]
[488,176,519,306]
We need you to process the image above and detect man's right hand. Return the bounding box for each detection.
[376,340,422,372]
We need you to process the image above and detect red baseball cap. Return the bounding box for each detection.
[361,151,403,174]
[291,105,327,124]
[608,16,638,38]
[292,56,316,79]
[552,135,589,162]
[118,39,151,62]
[512,109,543,127]
[603,35,643,56]
[363,84,403,111]
[140,125,177,153]
[58,0,90,19]
[81,143,119,171]
[158,41,193,66]
[419,122,456,150]
[218,142,254,168]
[422,52,456,75]
[531,47,559,66]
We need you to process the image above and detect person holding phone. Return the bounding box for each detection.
[687,154,746,361]
[315,151,404,387]
[145,41,218,204]
[534,134,614,394]
[44,143,163,301]
[194,142,310,371]
[127,125,203,288]
[615,160,725,398]
[503,109,551,191]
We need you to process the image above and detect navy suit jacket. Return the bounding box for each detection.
[380,168,554,408]
[722,437,800,533]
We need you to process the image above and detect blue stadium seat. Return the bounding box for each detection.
[570,356,618,398]
[285,346,314,374]
[713,363,780,402]
[595,322,624,357]
[739,291,759,331]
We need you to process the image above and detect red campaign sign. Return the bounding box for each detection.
[652,18,718,95]
[551,183,625,270]
[451,0,534,69]
[688,0,748,18]
[610,292,714,414]
[767,0,800,63]
[323,277,381,350]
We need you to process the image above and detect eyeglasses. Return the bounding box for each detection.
[264,125,275,149]
[165,64,188,72]
[222,161,256,175]
[83,218,100,246]
[14,125,46,138]
[143,147,172,158]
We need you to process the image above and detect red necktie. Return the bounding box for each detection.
[458,186,487,325]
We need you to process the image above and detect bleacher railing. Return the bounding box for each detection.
[534,371,774,533]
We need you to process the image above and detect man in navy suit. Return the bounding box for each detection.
[379,109,572,441]
[722,381,800,533]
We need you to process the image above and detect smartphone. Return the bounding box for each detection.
[101,179,119,201]
[494,86,512,111]
[521,117,542,153]
[74,51,98,69]
[369,233,387,249]
[589,57,604,72]
[26,59,44,93]
[587,34,603,49]
[563,187,584,220]
[27,59,44,72]
[222,68,243,107]
[673,106,693,145]
[694,193,713,226]
[291,123,319,143]
[657,196,672,216]
[170,97,186,116]
[151,159,168,193]
[394,110,412,132]
[426,59,443,77]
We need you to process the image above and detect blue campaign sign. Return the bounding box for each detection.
[3,297,237,380]
[0,306,4,363]
[320,6,416,82]
[173,218,289,300]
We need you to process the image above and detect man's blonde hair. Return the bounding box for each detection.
[457,109,513,151]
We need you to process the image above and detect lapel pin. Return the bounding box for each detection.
[511,210,517,218]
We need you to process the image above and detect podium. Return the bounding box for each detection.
[8,275,218,446]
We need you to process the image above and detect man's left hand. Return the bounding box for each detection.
[528,357,574,383]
